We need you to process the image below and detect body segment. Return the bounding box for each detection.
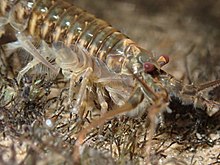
[0,0,163,109]
[0,0,219,125]
[1,0,220,164]
[2,0,158,72]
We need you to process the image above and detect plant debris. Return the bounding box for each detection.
[0,0,220,164]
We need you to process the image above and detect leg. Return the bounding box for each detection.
[16,39,59,83]
[144,98,168,164]
[68,72,77,105]
[71,67,93,114]
[16,58,40,83]
[73,87,144,163]
[194,93,220,116]
[105,77,134,106]
[16,32,59,74]
[97,88,108,114]
[182,79,220,116]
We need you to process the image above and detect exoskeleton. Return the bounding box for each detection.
[0,0,173,115]
[1,0,219,114]
[0,1,220,160]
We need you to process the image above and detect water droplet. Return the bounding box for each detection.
[45,119,53,128]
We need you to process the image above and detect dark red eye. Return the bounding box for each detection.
[157,55,169,67]
[144,62,156,73]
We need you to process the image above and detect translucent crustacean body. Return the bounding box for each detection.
[0,0,172,113]
[0,0,219,161]
[0,0,219,116]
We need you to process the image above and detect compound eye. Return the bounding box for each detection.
[144,62,156,73]
[157,55,169,67]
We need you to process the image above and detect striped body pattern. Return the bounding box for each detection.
[0,0,166,111]
[1,0,157,73]
[0,0,219,115]
[0,0,219,116]
[1,0,220,163]
[30,0,158,73]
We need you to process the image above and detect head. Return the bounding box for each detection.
[126,45,169,75]
[126,46,183,101]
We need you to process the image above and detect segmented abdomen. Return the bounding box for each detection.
[1,0,155,74]
[28,0,134,62]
